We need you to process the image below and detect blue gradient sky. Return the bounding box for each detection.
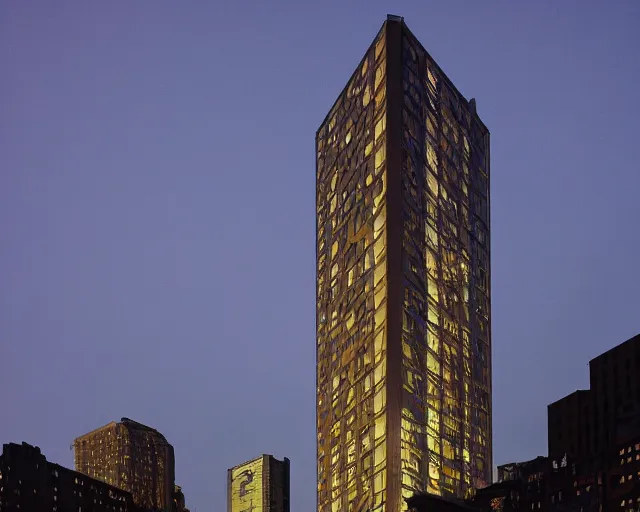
[1,1,639,510]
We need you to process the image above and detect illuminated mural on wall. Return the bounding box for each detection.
[316,15,491,512]
[230,458,264,512]
[227,455,290,512]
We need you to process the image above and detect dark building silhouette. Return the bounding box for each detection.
[73,417,176,512]
[589,334,640,456]
[471,454,604,511]
[548,334,640,473]
[406,492,478,512]
[469,334,640,511]
[227,455,290,512]
[470,457,548,511]
[173,485,190,512]
[547,390,593,465]
[605,407,640,511]
[0,442,134,512]
[316,14,491,509]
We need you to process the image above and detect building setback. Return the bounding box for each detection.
[469,334,640,511]
[548,334,640,468]
[73,417,176,512]
[227,455,290,512]
[315,14,491,510]
[0,442,134,512]
[547,333,640,509]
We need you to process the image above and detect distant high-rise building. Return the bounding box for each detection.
[315,14,491,509]
[73,417,176,512]
[227,455,290,512]
[0,442,135,512]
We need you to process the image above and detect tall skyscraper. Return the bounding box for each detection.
[73,417,176,512]
[315,15,491,511]
[227,455,290,512]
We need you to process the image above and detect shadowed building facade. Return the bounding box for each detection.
[227,455,290,512]
[0,442,134,512]
[73,417,176,512]
[315,14,491,511]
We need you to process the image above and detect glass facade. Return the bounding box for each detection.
[316,23,389,512]
[316,16,490,512]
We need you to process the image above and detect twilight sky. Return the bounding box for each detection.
[1,1,639,511]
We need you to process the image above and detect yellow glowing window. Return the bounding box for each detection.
[365,142,373,157]
[374,283,385,309]
[427,117,436,138]
[374,415,386,441]
[374,211,385,237]
[374,443,386,468]
[374,261,385,287]
[428,277,439,302]
[346,312,354,330]
[428,68,437,89]
[374,330,384,355]
[427,170,438,195]
[374,174,385,202]
[428,306,439,326]
[375,65,384,91]
[375,37,385,61]
[427,433,438,451]
[373,388,385,414]
[365,250,373,270]
[331,241,338,259]
[427,356,440,374]
[375,146,386,169]
[373,470,386,493]
[361,58,369,77]
[375,86,386,110]
[362,434,371,452]
[426,225,438,247]
[363,86,371,107]
[374,360,386,386]
[442,440,455,459]
[427,145,438,171]
[375,117,386,141]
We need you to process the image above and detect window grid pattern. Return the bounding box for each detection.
[399,33,491,497]
[316,29,389,512]
[317,18,491,512]
[74,421,173,511]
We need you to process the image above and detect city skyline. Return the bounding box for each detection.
[2,2,639,511]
